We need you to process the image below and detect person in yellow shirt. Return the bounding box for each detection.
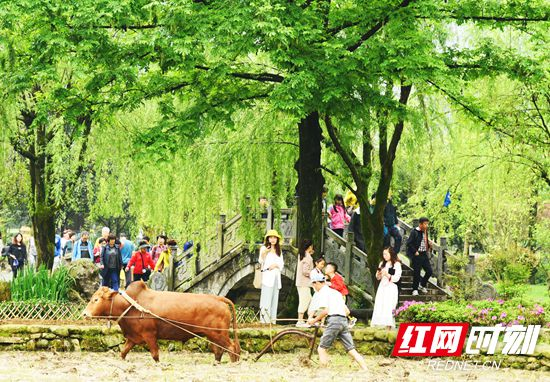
[154,239,178,272]
[344,190,358,216]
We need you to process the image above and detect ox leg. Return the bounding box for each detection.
[209,342,224,363]
[143,335,160,362]
[207,334,234,363]
[120,339,135,360]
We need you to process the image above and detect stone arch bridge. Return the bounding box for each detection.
[149,207,450,312]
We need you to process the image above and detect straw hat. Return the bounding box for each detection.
[264,229,282,241]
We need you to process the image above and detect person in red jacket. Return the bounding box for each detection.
[325,262,349,297]
[326,262,357,328]
[125,242,155,283]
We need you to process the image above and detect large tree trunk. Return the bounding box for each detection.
[32,202,56,270]
[360,189,390,288]
[295,111,325,248]
[29,124,56,270]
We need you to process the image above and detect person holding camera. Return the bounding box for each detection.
[126,241,155,283]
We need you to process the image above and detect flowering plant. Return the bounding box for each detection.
[395,299,549,327]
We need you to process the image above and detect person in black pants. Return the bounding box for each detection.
[406,217,432,296]
[383,196,403,254]
[99,234,123,291]
[6,233,27,279]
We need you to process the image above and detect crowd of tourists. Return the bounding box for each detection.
[256,189,433,369]
[1,226,195,292]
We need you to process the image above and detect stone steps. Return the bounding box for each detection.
[397,261,448,305]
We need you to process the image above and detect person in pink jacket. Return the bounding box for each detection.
[328,194,350,237]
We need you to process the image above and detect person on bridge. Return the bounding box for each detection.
[151,235,167,266]
[154,239,176,273]
[258,230,284,324]
[383,194,403,254]
[371,247,402,329]
[348,207,365,251]
[328,194,350,238]
[295,239,314,328]
[406,217,433,296]
[307,273,368,370]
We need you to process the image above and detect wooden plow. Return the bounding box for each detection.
[254,326,320,362]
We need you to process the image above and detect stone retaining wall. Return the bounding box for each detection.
[0,324,548,371]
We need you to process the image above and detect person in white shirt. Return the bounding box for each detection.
[307,273,368,370]
[258,230,284,324]
[371,247,402,329]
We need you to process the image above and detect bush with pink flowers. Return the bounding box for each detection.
[395,298,549,327]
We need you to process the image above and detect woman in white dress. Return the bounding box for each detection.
[371,247,402,329]
[258,230,284,324]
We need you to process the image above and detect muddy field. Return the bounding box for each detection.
[0,351,547,382]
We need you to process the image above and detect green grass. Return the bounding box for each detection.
[523,284,550,303]
[494,282,549,304]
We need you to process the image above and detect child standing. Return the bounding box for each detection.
[325,262,357,328]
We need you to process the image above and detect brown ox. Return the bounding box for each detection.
[83,281,240,362]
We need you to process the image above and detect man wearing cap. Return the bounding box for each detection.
[126,241,155,283]
[308,273,368,370]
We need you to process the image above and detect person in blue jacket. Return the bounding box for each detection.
[72,231,94,261]
[53,234,62,270]
[120,233,135,287]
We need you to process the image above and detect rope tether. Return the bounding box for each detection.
[103,291,244,359]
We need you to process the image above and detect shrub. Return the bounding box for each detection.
[445,252,481,302]
[10,265,75,302]
[0,281,10,301]
[396,299,550,327]
[478,246,540,283]
[497,263,530,299]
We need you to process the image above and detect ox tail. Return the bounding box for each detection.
[217,296,241,358]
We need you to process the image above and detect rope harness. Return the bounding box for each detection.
[100,291,243,359]
[94,293,331,362]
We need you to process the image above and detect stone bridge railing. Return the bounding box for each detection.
[148,206,453,298]
[149,206,296,292]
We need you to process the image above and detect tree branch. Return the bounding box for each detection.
[324,115,363,186]
[531,94,550,140]
[347,0,412,52]
[419,14,550,23]
[320,165,355,193]
[427,80,495,129]
[387,84,412,160]
[194,65,284,83]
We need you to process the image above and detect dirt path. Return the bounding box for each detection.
[0,351,547,382]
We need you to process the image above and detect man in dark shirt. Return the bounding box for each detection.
[99,234,123,291]
[406,217,433,296]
